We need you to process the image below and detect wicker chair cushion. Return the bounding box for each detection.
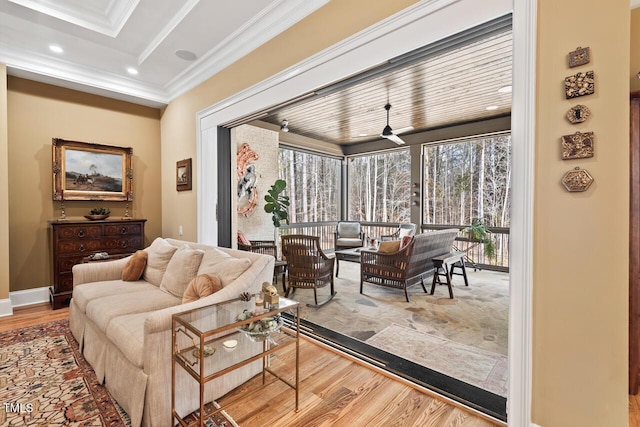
[378,240,400,253]
[337,222,361,238]
[237,230,251,246]
[336,237,363,247]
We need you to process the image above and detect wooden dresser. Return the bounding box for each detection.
[49,218,146,309]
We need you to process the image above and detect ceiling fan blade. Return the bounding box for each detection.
[382,133,406,145]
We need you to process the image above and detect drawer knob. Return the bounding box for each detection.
[77,229,85,237]
[120,241,128,248]
[79,244,86,252]
[120,227,127,234]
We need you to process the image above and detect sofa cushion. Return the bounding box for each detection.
[86,288,181,333]
[122,250,147,281]
[182,274,222,304]
[198,248,251,287]
[159,245,204,298]
[106,312,148,368]
[336,237,363,247]
[237,230,251,246]
[73,280,158,313]
[378,240,400,253]
[143,238,178,286]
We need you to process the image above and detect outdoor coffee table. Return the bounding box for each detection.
[172,296,299,426]
[334,246,377,276]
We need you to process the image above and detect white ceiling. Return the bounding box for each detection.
[0,0,329,108]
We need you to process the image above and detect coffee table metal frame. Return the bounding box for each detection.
[171,296,300,427]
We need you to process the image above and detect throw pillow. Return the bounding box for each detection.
[400,235,413,250]
[160,245,205,298]
[182,274,222,304]
[143,238,178,287]
[237,231,251,246]
[377,240,401,254]
[122,250,148,281]
[198,248,251,287]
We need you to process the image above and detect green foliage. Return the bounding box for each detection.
[264,179,290,227]
[463,218,496,259]
[89,207,110,215]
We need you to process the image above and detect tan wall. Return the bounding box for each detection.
[160,0,419,241]
[631,8,640,92]
[7,77,162,291]
[533,0,629,426]
[0,66,9,301]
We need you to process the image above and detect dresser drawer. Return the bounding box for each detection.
[58,273,74,293]
[58,255,87,274]
[57,239,104,254]
[55,225,103,240]
[104,223,143,237]
[102,236,143,252]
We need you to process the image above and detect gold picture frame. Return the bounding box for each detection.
[52,138,133,201]
[176,158,192,191]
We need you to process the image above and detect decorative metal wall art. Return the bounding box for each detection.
[561,131,594,160]
[564,70,595,99]
[568,46,590,68]
[237,142,259,217]
[562,167,594,192]
[566,104,591,124]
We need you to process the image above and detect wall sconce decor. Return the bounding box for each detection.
[561,131,594,160]
[562,167,594,192]
[566,105,590,124]
[568,46,590,68]
[564,70,594,99]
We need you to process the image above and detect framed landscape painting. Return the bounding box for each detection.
[52,138,133,201]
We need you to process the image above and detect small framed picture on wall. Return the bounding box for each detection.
[176,158,192,191]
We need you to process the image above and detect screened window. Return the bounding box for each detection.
[423,133,511,227]
[278,148,340,223]
[347,149,411,222]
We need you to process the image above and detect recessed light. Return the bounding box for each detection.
[127,67,138,75]
[486,105,499,111]
[175,50,197,61]
[498,85,512,93]
[49,45,63,54]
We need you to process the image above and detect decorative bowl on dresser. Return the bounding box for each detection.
[49,218,146,309]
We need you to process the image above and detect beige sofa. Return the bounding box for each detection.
[69,237,275,427]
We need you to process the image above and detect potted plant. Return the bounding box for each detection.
[463,218,496,259]
[264,179,290,227]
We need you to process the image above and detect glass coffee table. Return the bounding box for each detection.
[172,296,299,426]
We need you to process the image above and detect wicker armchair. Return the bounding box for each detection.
[380,223,417,242]
[281,234,336,307]
[360,229,459,302]
[237,240,278,258]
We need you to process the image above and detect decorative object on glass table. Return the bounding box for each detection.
[564,70,594,99]
[262,282,279,306]
[566,104,590,124]
[236,308,283,342]
[561,131,594,160]
[562,167,594,192]
[568,46,590,68]
[191,337,215,358]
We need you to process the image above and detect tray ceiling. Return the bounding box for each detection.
[0,0,329,107]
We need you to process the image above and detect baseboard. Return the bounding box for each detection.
[0,298,12,317]
[531,423,542,427]
[9,287,50,308]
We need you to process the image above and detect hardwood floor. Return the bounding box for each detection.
[2,303,633,426]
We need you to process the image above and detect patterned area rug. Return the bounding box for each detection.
[0,320,237,427]
[366,324,508,396]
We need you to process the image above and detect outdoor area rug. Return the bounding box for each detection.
[366,323,508,396]
[0,320,236,427]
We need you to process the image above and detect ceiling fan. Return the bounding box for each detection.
[380,103,407,145]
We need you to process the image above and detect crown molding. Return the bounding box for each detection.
[164,0,330,101]
[633,0,640,9]
[7,0,140,38]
